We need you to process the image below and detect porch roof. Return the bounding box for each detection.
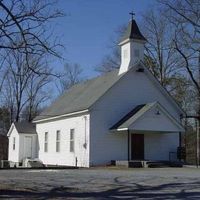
[14,122,36,134]
[110,102,185,133]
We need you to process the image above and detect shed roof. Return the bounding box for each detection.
[14,122,36,134]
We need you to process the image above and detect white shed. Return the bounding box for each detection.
[7,122,38,164]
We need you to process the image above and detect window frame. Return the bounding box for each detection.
[56,130,61,152]
[13,137,16,150]
[70,129,75,153]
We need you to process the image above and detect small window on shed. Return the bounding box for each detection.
[70,129,75,152]
[13,137,16,150]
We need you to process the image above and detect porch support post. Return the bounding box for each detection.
[127,129,130,161]
[178,132,182,162]
[179,132,182,148]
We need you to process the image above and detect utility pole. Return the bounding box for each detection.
[197,119,200,168]
[198,51,200,168]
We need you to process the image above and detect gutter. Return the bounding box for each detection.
[33,109,89,123]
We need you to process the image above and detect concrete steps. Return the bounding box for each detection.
[114,160,183,168]
[28,160,44,168]
[22,158,44,168]
[147,161,183,168]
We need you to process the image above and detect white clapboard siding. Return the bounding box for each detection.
[36,114,90,167]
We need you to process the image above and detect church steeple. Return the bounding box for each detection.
[119,19,146,43]
[118,16,146,75]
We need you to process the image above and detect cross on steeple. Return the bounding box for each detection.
[129,11,135,20]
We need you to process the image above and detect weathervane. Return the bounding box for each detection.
[129,11,135,20]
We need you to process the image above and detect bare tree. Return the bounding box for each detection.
[95,25,126,73]
[2,50,52,122]
[158,0,200,165]
[0,106,10,135]
[0,0,63,123]
[142,9,182,88]
[57,63,83,94]
[23,64,52,121]
[3,52,31,122]
[159,0,200,114]
[0,0,63,85]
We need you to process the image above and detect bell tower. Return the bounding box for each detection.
[118,13,146,75]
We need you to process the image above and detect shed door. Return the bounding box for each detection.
[24,136,32,159]
[131,134,144,160]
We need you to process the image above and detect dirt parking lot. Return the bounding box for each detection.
[0,167,200,199]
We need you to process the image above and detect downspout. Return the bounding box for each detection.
[83,116,87,149]
[83,116,87,167]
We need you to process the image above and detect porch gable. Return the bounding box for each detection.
[110,102,184,133]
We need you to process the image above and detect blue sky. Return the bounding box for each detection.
[52,0,156,78]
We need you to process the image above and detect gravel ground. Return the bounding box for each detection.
[0,167,200,199]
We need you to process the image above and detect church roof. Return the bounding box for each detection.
[120,19,146,43]
[33,63,184,123]
[34,70,123,122]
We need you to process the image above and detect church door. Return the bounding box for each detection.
[131,134,144,160]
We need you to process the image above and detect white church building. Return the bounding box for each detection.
[7,19,185,167]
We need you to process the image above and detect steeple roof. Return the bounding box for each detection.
[120,19,146,43]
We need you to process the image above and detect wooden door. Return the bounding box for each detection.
[24,136,32,159]
[131,134,144,160]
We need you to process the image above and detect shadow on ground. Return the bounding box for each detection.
[1,181,200,199]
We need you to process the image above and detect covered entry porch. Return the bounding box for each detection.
[110,102,185,164]
[126,131,180,162]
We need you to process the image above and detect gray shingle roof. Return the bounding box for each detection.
[14,122,36,134]
[120,19,146,43]
[110,104,146,130]
[110,103,159,130]
[34,69,123,121]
